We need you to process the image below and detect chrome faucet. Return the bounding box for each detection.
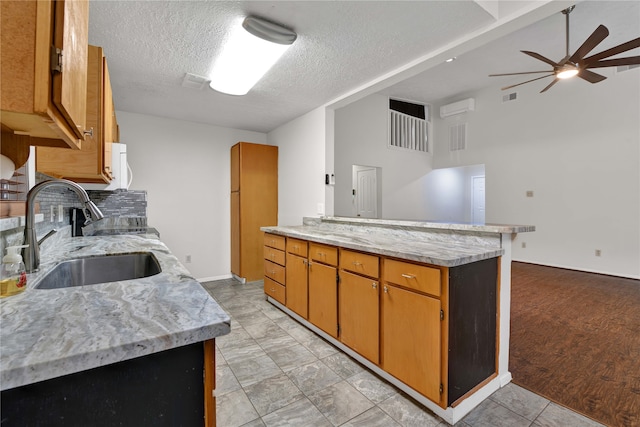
[22,179,104,272]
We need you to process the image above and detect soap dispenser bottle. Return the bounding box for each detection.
[1,245,28,298]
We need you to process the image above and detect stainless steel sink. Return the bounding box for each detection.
[35,252,162,289]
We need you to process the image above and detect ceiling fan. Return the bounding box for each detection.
[489,5,640,93]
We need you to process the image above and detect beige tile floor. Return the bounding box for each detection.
[202,279,605,427]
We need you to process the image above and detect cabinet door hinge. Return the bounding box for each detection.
[440,310,444,321]
[51,46,63,73]
[337,324,340,334]
[337,273,341,284]
[440,384,444,394]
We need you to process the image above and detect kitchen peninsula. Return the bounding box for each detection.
[0,232,230,426]
[261,216,534,425]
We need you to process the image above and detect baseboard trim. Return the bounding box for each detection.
[197,274,233,283]
[511,260,639,281]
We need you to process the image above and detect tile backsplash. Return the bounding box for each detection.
[0,174,147,255]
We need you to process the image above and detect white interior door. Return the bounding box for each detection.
[471,175,485,224]
[355,167,377,218]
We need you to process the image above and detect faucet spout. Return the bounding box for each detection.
[22,179,105,272]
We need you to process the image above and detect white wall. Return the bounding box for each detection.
[432,67,640,278]
[117,111,267,281]
[334,94,434,220]
[423,164,485,223]
[268,107,328,226]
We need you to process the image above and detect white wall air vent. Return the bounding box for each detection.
[617,64,640,73]
[502,92,518,103]
[440,98,475,118]
[449,123,467,151]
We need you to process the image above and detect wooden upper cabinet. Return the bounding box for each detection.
[0,0,90,149]
[36,45,119,183]
[230,143,240,192]
[52,0,88,139]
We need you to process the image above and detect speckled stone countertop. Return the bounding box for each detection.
[0,234,230,391]
[262,217,534,267]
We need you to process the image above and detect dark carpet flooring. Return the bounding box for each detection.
[510,262,640,427]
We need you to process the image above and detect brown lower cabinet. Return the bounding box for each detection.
[339,270,379,363]
[308,262,338,338]
[285,238,309,318]
[263,233,498,409]
[382,283,441,403]
[308,242,339,338]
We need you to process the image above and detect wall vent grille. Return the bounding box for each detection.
[502,92,518,103]
[617,64,640,73]
[449,123,467,151]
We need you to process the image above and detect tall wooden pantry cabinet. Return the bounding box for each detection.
[231,142,278,282]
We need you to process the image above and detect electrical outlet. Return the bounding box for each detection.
[521,242,526,248]
[595,249,601,257]
[185,255,192,263]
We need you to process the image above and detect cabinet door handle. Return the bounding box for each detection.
[372,282,377,289]
[383,285,388,293]
[352,261,361,266]
[401,273,415,279]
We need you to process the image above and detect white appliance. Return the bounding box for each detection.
[440,98,475,118]
[81,144,131,191]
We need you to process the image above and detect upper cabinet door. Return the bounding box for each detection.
[52,0,89,139]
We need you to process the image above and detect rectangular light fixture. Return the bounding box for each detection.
[209,16,297,96]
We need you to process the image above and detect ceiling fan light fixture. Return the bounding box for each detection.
[557,66,579,79]
[209,16,297,96]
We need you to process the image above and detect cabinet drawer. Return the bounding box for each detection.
[340,250,379,278]
[264,246,285,266]
[264,233,286,251]
[287,238,308,257]
[383,259,441,297]
[264,260,285,285]
[264,277,285,305]
[309,243,338,266]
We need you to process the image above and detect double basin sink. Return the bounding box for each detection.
[35,252,162,290]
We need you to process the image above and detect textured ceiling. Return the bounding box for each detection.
[88,1,639,133]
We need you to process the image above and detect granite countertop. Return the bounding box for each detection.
[261,224,505,267]
[0,234,230,391]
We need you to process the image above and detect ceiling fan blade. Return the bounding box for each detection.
[578,69,607,83]
[540,78,560,93]
[500,74,555,91]
[568,25,609,63]
[489,70,553,77]
[586,56,640,69]
[521,51,559,67]
[582,37,640,64]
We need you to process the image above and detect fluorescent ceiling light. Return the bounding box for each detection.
[210,16,297,96]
